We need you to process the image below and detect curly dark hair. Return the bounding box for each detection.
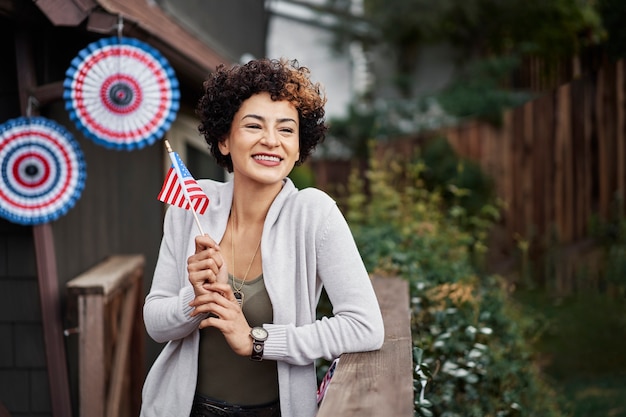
[196,58,328,172]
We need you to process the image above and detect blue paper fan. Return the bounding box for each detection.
[64,37,180,151]
[0,116,86,225]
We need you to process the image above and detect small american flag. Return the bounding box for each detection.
[157,151,209,215]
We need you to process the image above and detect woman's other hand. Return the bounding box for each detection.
[189,282,254,357]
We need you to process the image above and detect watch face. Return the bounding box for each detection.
[251,327,268,341]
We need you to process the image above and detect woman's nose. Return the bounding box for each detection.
[261,129,280,147]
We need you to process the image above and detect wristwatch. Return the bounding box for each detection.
[250,326,268,361]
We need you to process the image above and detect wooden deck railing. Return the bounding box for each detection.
[66,255,145,417]
[66,261,411,417]
[317,275,414,417]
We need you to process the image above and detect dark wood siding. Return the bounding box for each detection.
[0,220,49,415]
[1,11,173,415]
[0,14,53,416]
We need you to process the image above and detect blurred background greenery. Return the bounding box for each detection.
[298,2,626,413]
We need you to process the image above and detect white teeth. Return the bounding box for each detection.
[254,155,280,162]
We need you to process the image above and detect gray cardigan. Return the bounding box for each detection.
[140,178,384,417]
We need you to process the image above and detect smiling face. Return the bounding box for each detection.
[218,92,300,188]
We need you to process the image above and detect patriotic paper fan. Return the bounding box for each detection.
[64,36,180,151]
[0,117,86,225]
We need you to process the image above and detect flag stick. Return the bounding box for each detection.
[164,140,205,236]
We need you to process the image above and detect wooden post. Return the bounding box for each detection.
[15,28,73,417]
[106,280,139,417]
[32,225,73,417]
[77,293,106,417]
[317,276,413,417]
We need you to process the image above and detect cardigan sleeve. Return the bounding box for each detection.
[143,206,208,343]
[262,192,384,365]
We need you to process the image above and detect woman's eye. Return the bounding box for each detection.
[279,127,294,134]
[246,124,262,129]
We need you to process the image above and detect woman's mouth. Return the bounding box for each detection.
[253,154,282,163]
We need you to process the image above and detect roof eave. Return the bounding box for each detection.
[34,0,232,82]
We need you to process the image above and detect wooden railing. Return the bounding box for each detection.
[66,255,145,417]
[317,275,414,417]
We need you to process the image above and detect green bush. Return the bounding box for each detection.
[345,143,565,416]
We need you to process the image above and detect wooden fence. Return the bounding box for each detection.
[317,275,414,417]
[66,255,145,417]
[445,58,625,248]
[313,56,625,292]
[387,58,625,292]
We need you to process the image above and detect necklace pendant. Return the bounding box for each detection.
[234,291,244,307]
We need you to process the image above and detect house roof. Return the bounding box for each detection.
[34,0,233,82]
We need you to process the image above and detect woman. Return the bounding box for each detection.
[140,58,384,417]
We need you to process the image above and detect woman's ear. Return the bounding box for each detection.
[218,138,230,155]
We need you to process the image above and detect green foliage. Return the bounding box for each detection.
[420,137,494,216]
[362,0,604,66]
[289,164,316,189]
[345,146,565,416]
[597,0,626,60]
[434,57,533,125]
[329,0,605,101]
[328,103,378,158]
[588,197,626,294]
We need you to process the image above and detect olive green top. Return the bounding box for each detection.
[197,274,279,405]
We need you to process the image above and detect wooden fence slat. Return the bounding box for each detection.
[605,63,618,219]
[556,83,574,242]
[522,102,534,238]
[535,96,545,240]
[538,94,553,239]
[596,66,610,219]
[584,76,594,234]
[615,60,626,216]
[554,88,566,293]
[510,110,522,238]
[564,87,573,242]
[317,276,413,417]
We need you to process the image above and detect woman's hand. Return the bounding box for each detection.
[187,234,229,298]
[189,282,254,357]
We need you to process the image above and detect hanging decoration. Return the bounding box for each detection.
[0,116,86,225]
[63,35,180,151]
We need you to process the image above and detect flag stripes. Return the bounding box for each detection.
[157,152,209,215]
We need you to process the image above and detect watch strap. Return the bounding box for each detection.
[251,339,264,361]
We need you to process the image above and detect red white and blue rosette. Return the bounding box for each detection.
[63,36,180,151]
[0,117,86,225]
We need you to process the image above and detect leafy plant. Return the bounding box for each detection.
[597,0,626,60]
[345,145,565,416]
[329,0,605,89]
[433,57,532,125]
